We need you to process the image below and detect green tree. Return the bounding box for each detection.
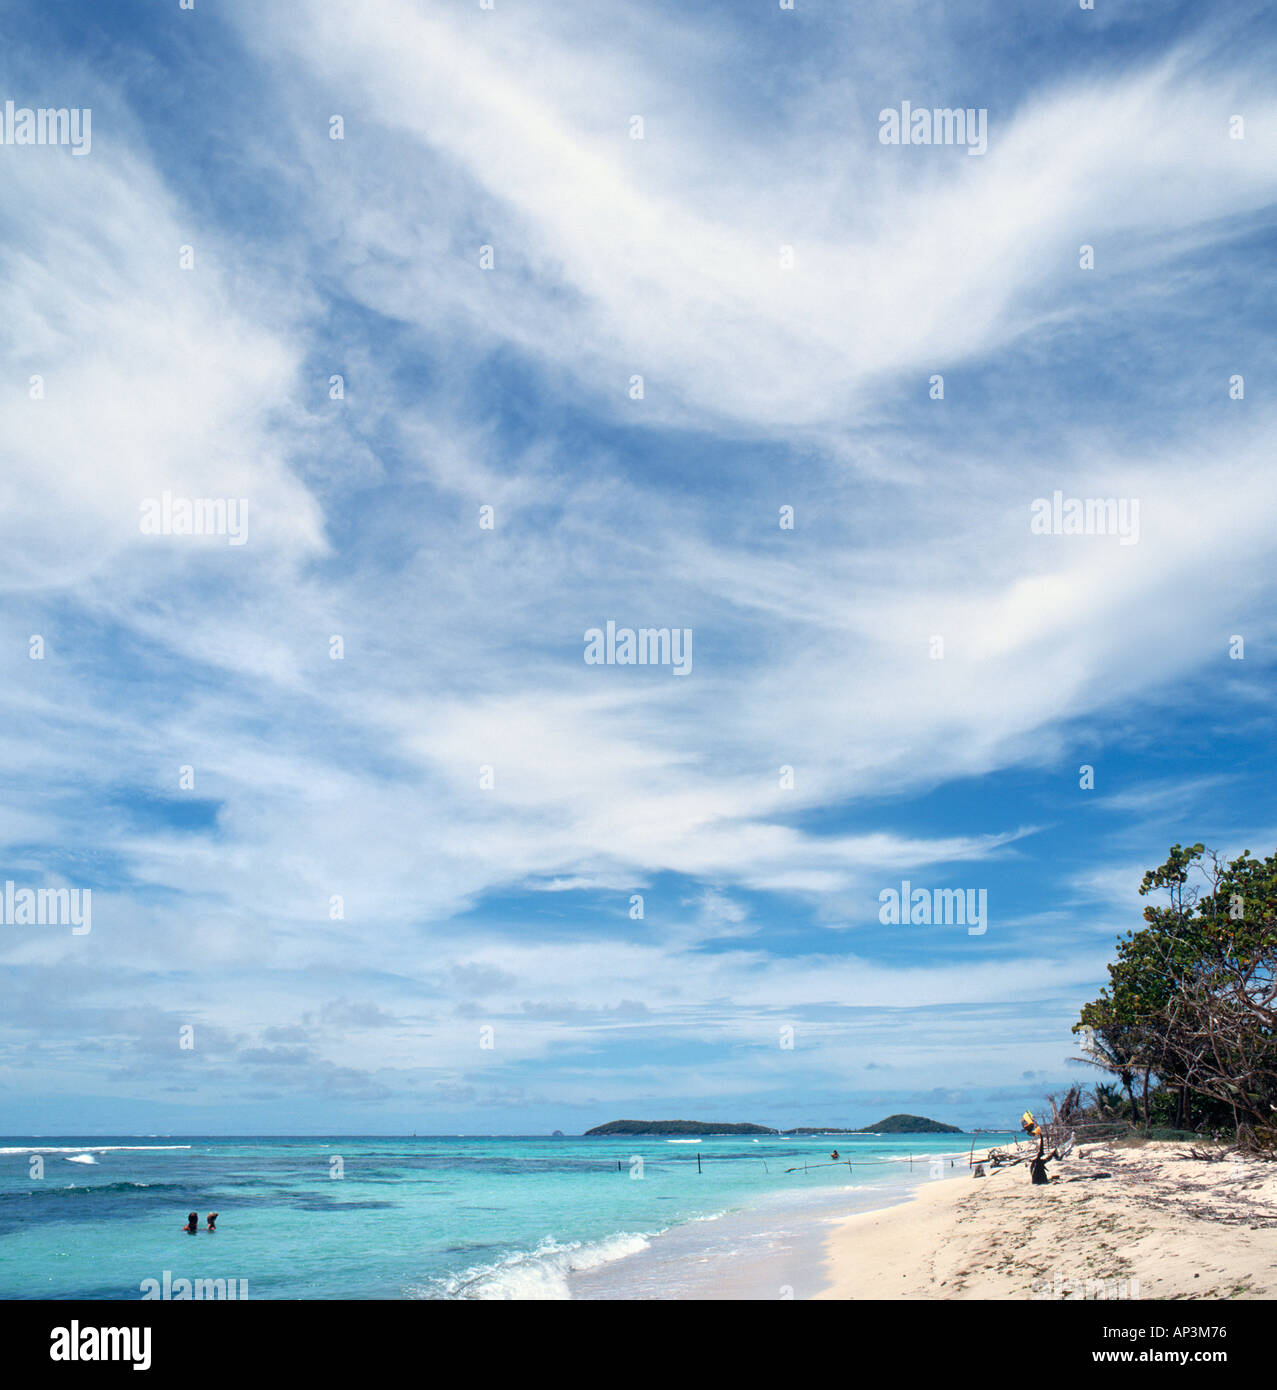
[1075,843,1277,1149]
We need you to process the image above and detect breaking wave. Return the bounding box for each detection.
[419,1231,654,1300]
[0,1146,191,1156]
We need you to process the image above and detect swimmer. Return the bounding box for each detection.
[206,1212,218,1232]
[182,1211,198,1233]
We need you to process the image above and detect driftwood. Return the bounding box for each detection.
[1185,1145,1230,1162]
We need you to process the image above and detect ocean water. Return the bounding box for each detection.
[0,1133,1017,1300]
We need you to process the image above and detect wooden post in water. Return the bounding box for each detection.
[697,1151,702,1174]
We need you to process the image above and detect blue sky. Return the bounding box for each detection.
[0,0,1275,1134]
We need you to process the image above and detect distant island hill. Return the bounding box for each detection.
[582,1115,963,1136]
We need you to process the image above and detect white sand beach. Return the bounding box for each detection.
[817,1141,1277,1300]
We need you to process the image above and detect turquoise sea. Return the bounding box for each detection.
[0,1132,1018,1300]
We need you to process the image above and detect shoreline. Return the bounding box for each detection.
[566,1147,976,1300]
[815,1140,1277,1300]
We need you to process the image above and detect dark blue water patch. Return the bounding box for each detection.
[40,1180,187,1196]
[0,1181,302,1234]
[292,1198,397,1212]
[0,1182,190,1233]
[323,1166,429,1182]
[6,1282,138,1303]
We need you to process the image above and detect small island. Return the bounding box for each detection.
[782,1127,860,1135]
[582,1115,962,1136]
[584,1120,778,1136]
[852,1114,962,1134]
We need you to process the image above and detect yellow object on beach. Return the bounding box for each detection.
[1020,1110,1042,1136]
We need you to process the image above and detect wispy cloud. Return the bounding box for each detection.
[0,1,1273,1130]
